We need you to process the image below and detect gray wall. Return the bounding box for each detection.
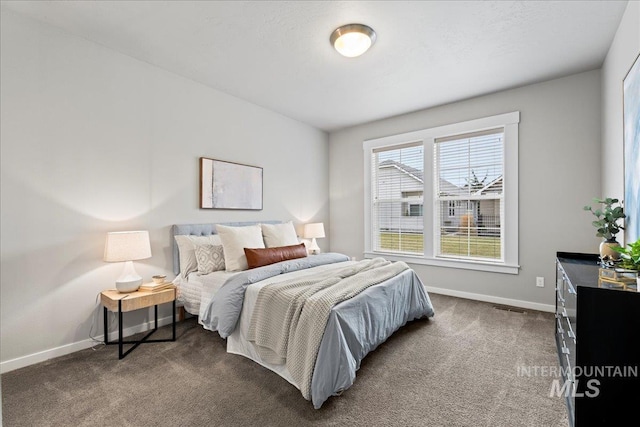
[329,70,602,309]
[0,9,329,369]
[601,1,640,245]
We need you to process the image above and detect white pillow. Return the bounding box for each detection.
[261,221,299,248]
[217,224,265,271]
[174,234,222,278]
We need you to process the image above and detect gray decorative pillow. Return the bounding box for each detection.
[195,244,225,275]
[175,234,222,278]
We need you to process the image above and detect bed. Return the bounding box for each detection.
[171,221,435,409]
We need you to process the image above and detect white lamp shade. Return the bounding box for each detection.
[303,223,325,239]
[104,231,152,262]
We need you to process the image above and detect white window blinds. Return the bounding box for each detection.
[371,142,424,254]
[435,129,504,261]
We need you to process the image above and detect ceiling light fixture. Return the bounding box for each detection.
[330,23,376,58]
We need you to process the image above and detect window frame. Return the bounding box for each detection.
[363,111,520,275]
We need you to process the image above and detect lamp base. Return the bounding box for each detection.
[116,261,142,292]
[308,238,321,255]
[116,278,142,293]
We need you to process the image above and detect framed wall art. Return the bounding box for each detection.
[200,157,263,210]
[623,53,640,244]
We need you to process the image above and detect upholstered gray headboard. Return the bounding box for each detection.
[171,221,281,275]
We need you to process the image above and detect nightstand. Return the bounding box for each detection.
[100,287,176,359]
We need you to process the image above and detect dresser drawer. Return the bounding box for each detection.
[556,315,565,336]
[561,272,577,335]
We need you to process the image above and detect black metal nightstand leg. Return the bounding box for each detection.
[118,299,123,359]
[103,296,177,359]
[172,299,176,341]
[103,306,108,345]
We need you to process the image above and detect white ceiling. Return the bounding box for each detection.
[2,1,628,131]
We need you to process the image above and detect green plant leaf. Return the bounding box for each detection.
[585,196,625,240]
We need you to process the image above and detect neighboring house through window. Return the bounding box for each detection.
[402,191,423,217]
[364,112,520,274]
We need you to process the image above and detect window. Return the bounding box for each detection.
[408,203,424,217]
[435,129,503,261]
[371,143,424,254]
[363,112,520,274]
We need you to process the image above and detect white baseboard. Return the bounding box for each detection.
[0,315,175,374]
[424,285,555,313]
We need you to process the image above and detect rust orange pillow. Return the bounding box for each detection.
[244,243,308,269]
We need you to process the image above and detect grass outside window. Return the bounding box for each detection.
[379,232,501,259]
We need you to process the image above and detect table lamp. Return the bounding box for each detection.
[104,230,152,292]
[303,223,325,255]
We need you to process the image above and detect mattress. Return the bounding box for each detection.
[173,270,237,316]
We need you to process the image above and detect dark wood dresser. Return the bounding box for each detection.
[555,252,640,427]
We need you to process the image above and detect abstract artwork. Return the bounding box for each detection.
[200,157,263,210]
[623,53,640,244]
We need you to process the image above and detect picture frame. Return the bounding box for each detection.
[623,53,640,244]
[199,157,263,210]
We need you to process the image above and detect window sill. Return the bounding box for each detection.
[363,251,520,275]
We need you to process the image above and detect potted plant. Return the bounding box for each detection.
[613,238,640,270]
[613,238,640,288]
[583,197,625,259]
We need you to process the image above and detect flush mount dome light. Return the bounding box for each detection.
[330,23,376,58]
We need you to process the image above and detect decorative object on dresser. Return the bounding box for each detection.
[612,237,640,289]
[583,197,625,260]
[303,222,325,254]
[199,157,263,210]
[101,287,176,359]
[597,267,637,291]
[555,252,640,427]
[623,53,640,244]
[613,238,640,270]
[103,230,152,293]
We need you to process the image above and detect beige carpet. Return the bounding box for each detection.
[1,293,568,426]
